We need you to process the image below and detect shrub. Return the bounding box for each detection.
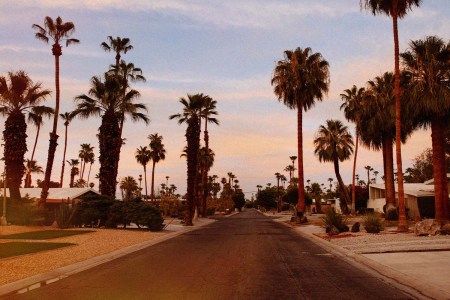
[321,208,348,233]
[363,212,384,233]
[7,203,46,225]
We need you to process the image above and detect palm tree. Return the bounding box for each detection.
[198,146,215,216]
[361,0,421,231]
[24,159,44,188]
[148,133,166,204]
[78,143,94,181]
[74,74,122,197]
[59,111,76,187]
[135,146,151,201]
[85,151,95,186]
[107,60,148,180]
[66,159,79,188]
[272,47,330,218]
[0,71,51,203]
[360,72,413,215]
[313,120,354,213]
[170,94,203,225]
[24,107,54,188]
[100,36,133,75]
[275,172,282,212]
[32,16,79,205]
[401,36,450,223]
[199,95,219,218]
[120,176,139,201]
[284,165,294,182]
[364,165,374,187]
[340,85,365,214]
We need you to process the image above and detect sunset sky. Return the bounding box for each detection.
[0,1,449,198]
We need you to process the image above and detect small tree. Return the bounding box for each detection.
[232,190,245,211]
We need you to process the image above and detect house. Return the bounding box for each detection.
[6,188,100,206]
[367,173,450,219]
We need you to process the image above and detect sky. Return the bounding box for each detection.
[0,0,449,198]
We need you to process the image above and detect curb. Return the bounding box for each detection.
[0,219,216,297]
[273,218,449,300]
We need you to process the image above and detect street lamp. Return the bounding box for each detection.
[1,170,7,226]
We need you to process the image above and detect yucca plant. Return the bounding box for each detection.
[363,212,384,233]
[321,208,348,233]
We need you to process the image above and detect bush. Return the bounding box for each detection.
[363,212,384,233]
[321,208,348,233]
[7,203,46,225]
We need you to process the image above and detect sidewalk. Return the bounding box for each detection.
[268,211,450,300]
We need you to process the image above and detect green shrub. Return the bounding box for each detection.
[7,203,46,225]
[321,208,348,233]
[363,212,384,233]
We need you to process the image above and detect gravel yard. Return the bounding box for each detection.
[0,225,170,285]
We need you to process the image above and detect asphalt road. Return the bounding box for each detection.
[4,210,414,300]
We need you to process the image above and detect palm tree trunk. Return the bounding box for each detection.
[297,108,306,217]
[334,158,350,214]
[4,111,27,204]
[144,165,148,202]
[25,124,41,187]
[40,51,60,207]
[60,123,68,187]
[392,9,407,231]
[351,130,358,214]
[431,118,449,223]
[383,137,396,211]
[151,160,156,204]
[87,163,92,185]
[202,122,209,218]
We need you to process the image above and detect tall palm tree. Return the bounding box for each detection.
[272,47,330,218]
[313,120,354,213]
[107,60,148,180]
[170,94,203,225]
[135,146,151,201]
[78,143,94,181]
[275,172,282,212]
[85,150,95,186]
[198,146,215,216]
[340,85,365,214]
[0,71,51,203]
[364,165,374,187]
[148,133,166,204]
[199,95,219,218]
[74,74,122,197]
[401,36,450,223]
[361,0,421,231]
[59,111,76,187]
[360,72,413,214]
[24,107,54,188]
[32,16,79,205]
[66,159,79,188]
[100,36,133,75]
[24,160,44,188]
[284,165,295,182]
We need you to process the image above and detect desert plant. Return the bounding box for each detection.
[321,208,348,233]
[385,207,399,221]
[363,212,384,233]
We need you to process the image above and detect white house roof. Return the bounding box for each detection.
[424,173,450,185]
[5,188,100,200]
[370,183,435,198]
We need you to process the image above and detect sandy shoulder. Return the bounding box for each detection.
[0,226,169,285]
